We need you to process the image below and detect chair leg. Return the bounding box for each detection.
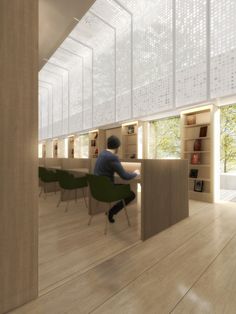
[82,188,88,208]
[44,184,47,199]
[65,201,70,212]
[39,186,43,197]
[88,215,93,226]
[122,200,131,227]
[65,190,70,212]
[57,189,62,208]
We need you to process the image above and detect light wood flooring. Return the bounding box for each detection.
[10,192,236,314]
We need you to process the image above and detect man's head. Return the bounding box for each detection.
[107,135,121,154]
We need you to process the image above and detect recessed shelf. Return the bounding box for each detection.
[189,178,210,182]
[184,151,210,154]
[181,106,215,203]
[189,164,210,167]
[184,123,210,128]
[183,137,210,141]
[189,191,211,196]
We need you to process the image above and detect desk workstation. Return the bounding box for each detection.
[39,157,189,241]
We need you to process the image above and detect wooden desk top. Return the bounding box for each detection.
[67,168,89,174]
[114,174,142,184]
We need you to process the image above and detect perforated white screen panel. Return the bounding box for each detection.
[176,0,207,107]
[210,0,236,98]
[38,0,236,141]
[131,0,173,117]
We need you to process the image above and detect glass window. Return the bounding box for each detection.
[220,104,236,173]
[148,116,181,159]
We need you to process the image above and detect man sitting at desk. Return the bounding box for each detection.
[94,135,140,223]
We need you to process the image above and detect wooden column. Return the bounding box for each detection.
[0,1,38,313]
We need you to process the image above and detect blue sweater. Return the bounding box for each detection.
[94,150,137,182]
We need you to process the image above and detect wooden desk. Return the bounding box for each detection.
[89,158,189,241]
[45,166,61,170]
[67,168,89,175]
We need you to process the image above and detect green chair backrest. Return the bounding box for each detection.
[86,174,131,203]
[57,169,87,190]
[39,167,58,183]
[39,166,44,179]
[56,170,76,190]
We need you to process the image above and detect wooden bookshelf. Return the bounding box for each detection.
[68,136,74,158]
[74,133,89,158]
[181,105,219,203]
[57,138,68,158]
[52,139,58,158]
[89,129,106,158]
[121,121,147,160]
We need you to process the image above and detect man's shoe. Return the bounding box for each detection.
[108,212,115,223]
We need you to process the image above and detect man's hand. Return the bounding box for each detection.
[133,169,140,176]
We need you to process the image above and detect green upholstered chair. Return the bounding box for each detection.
[38,166,58,198]
[56,169,88,212]
[86,174,131,234]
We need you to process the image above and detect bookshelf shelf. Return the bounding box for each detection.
[184,151,210,153]
[89,130,106,158]
[121,121,147,160]
[189,164,210,167]
[184,123,210,128]
[181,105,217,203]
[189,178,211,182]
[183,137,210,141]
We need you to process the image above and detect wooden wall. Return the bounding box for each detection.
[0,1,38,313]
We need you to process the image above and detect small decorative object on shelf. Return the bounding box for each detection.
[191,153,200,164]
[193,139,202,151]
[189,169,198,178]
[91,140,96,147]
[127,125,135,134]
[94,148,98,157]
[186,114,196,125]
[194,180,204,192]
[199,126,208,137]
[130,153,136,159]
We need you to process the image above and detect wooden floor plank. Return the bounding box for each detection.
[91,209,236,314]
[10,201,234,314]
[171,233,236,314]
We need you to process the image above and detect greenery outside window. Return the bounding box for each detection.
[148,116,181,159]
[220,104,236,173]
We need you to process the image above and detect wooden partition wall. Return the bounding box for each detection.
[0,1,38,313]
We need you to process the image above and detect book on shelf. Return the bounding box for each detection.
[199,126,208,137]
[194,180,204,192]
[193,139,202,151]
[127,125,135,134]
[191,153,201,164]
[189,169,198,178]
[186,114,196,125]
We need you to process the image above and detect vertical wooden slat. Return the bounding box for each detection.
[0,1,38,313]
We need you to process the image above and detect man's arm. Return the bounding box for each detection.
[110,159,137,180]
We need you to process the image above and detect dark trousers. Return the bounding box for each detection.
[109,189,136,216]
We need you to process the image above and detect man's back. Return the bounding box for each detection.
[94,150,137,182]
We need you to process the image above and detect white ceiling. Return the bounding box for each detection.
[39,0,96,69]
